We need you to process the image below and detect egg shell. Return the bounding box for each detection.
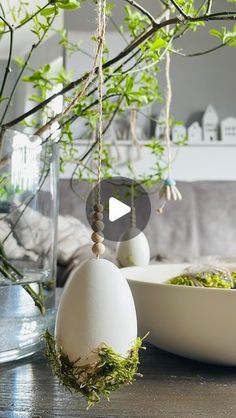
[117,229,150,267]
[55,258,137,365]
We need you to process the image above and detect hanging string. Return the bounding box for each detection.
[165,34,172,178]
[35,4,106,138]
[130,108,142,161]
[157,10,182,214]
[96,0,106,205]
[91,0,106,258]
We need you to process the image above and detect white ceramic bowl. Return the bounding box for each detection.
[121,263,236,365]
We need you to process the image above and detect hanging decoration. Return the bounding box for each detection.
[157,11,182,214]
[44,0,144,408]
[117,117,150,267]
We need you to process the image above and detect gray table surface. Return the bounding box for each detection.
[1,343,236,418]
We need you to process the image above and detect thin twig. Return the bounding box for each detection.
[39,49,141,145]
[3,5,236,133]
[193,11,236,22]
[169,0,188,18]
[109,16,129,45]
[121,35,173,75]
[206,0,213,15]
[172,42,226,57]
[2,2,51,34]
[0,14,56,126]
[0,3,6,18]
[0,16,14,100]
[69,95,125,199]
[34,18,106,136]
[173,0,209,40]
[123,0,157,26]
[35,16,179,136]
[2,16,180,131]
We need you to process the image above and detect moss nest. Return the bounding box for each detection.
[167,270,236,289]
[44,330,145,408]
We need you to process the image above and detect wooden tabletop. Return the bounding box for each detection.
[1,343,236,418]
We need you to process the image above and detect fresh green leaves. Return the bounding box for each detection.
[56,0,80,10]
[124,5,149,38]
[209,25,236,46]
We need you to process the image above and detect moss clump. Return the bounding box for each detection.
[231,271,236,288]
[44,330,144,408]
[167,271,236,289]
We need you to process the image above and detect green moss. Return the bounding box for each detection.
[44,330,145,408]
[167,271,236,289]
[231,271,236,288]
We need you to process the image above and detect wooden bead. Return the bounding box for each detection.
[93,212,103,221]
[93,203,103,212]
[91,232,104,243]
[92,220,104,232]
[92,243,105,256]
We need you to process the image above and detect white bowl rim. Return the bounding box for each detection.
[120,263,236,294]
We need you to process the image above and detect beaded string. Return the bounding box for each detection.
[91,0,106,258]
[157,10,182,214]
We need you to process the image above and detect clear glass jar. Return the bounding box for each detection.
[0,129,58,363]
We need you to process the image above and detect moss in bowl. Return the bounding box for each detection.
[166,268,236,289]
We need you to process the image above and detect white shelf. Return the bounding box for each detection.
[61,139,236,181]
[74,139,236,147]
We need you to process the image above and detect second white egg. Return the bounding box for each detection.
[117,228,150,267]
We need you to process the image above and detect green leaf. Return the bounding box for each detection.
[150,38,166,51]
[29,94,43,103]
[209,28,223,41]
[40,7,57,16]
[0,96,9,104]
[58,0,80,10]
[14,56,25,68]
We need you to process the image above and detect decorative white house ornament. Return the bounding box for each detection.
[155,107,166,140]
[172,125,187,143]
[202,105,219,142]
[187,122,202,143]
[221,117,236,143]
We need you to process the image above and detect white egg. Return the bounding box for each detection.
[55,258,137,365]
[117,228,150,267]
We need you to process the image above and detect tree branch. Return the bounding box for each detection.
[0,3,6,18]
[109,15,129,45]
[173,42,226,58]
[192,11,236,22]
[68,95,124,189]
[66,97,122,169]
[2,2,51,34]
[206,0,213,15]
[0,14,56,126]
[2,16,180,131]
[168,0,188,18]
[0,16,14,100]
[123,0,157,26]
[3,4,236,135]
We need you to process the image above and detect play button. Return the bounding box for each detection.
[86,176,151,242]
[109,197,131,222]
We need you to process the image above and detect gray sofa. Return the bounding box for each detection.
[59,179,236,265]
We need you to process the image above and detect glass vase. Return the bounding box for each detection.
[0,129,58,363]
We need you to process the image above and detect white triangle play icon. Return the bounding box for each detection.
[109,197,131,222]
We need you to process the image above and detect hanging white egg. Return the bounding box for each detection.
[117,228,150,267]
[55,258,137,366]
